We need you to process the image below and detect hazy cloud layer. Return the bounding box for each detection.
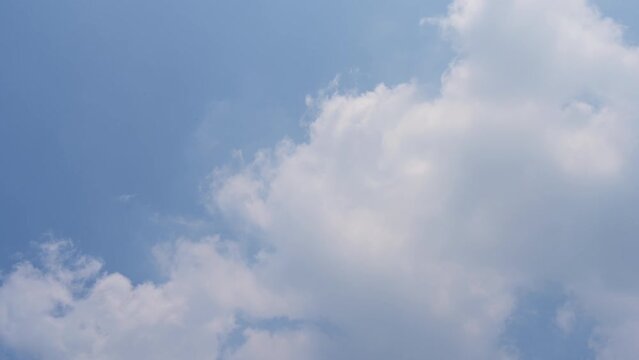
[3,0,639,359]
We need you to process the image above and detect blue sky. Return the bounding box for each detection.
[3,0,639,359]
[0,0,453,280]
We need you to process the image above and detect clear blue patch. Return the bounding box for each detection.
[501,284,596,360]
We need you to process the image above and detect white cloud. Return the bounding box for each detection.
[3,0,639,359]
[555,302,577,334]
[212,0,639,358]
[0,240,315,360]
[115,194,137,203]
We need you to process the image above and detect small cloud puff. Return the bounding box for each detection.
[116,194,137,203]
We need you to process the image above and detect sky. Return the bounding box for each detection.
[2,0,639,359]
[0,0,453,280]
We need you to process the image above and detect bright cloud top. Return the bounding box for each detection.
[3,0,639,359]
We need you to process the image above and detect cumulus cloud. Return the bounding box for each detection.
[3,0,639,359]
[213,0,639,357]
[0,240,318,359]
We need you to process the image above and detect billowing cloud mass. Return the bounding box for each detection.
[3,0,639,358]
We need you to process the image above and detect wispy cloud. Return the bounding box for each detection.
[115,194,137,203]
